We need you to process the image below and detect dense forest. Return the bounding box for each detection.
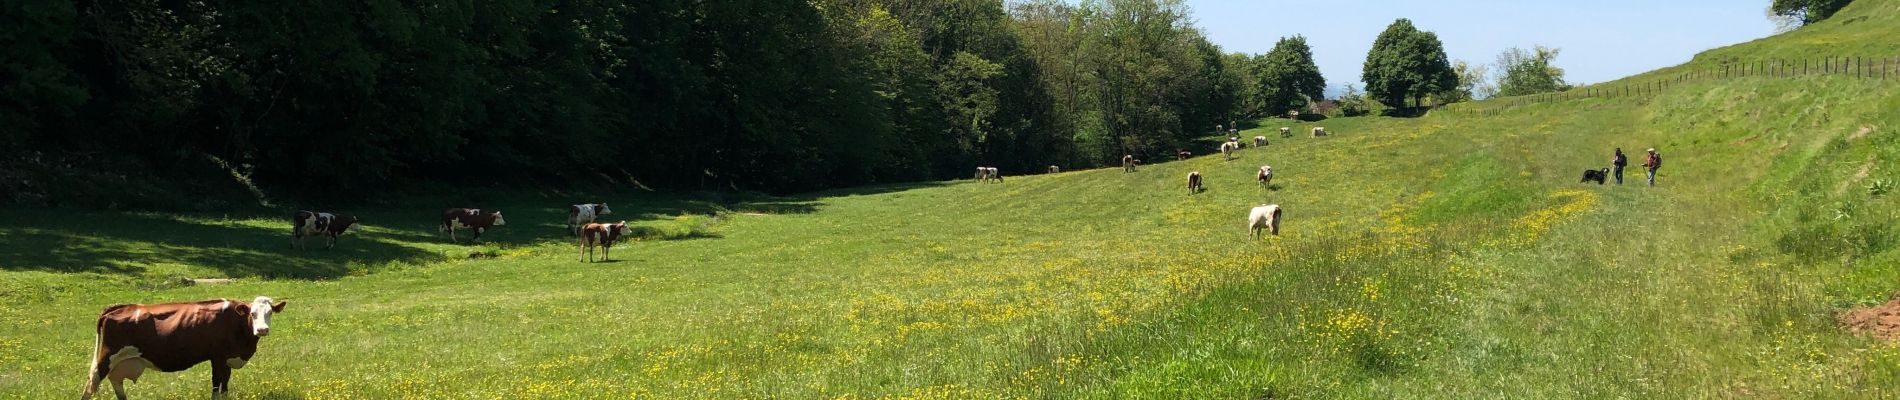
[3,0,1302,203]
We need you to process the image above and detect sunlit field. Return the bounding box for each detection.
[5,2,1900,399]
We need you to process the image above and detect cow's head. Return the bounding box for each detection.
[613,222,633,236]
[342,216,364,233]
[249,296,287,337]
[490,211,507,226]
[596,204,612,215]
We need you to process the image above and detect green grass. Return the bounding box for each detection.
[5,3,1900,398]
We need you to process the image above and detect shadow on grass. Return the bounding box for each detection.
[0,211,439,279]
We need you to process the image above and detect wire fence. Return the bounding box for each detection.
[1440,56,1900,117]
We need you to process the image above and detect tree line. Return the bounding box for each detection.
[1,0,1359,200]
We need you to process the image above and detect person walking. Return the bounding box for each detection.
[1612,148,1628,185]
[1642,148,1661,186]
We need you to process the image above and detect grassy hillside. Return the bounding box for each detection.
[4,3,1899,398]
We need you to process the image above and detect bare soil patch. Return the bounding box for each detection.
[1840,297,1900,342]
[1848,126,1874,141]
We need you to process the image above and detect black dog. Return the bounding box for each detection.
[1580,168,1609,185]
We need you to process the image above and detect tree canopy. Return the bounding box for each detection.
[1771,0,1855,25]
[1254,36,1326,118]
[0,0,1248,203]
[1494,46,1571,97]
[1361,19,1457,110]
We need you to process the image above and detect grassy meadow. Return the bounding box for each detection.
[5,2,1900,398]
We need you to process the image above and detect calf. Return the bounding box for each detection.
[1220,141,1239,161]
[1254,136,1268,147]
[567,203,613,234]
[82,297,287,400]
[1122,155,1138,173]
[1257,165,1274,187]
[1176,150,1191,161]
[1186,171,1204,195]
[440,208,507,243]
[1311,127,1327,137]
[290,211,361,250]
[1248,204,1283,238]
[579,221,633,262]
[1048,165,1060,174]
[982,167,1004,183]
[1279,127,1292,138]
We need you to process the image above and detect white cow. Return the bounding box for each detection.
[1048,165,1060,174]
[1253,136,1268,147]
[567,203,612,234]
[1257,165,1273,187]
[1311,127,1327,137]
[1248,204,1282,238]
[1220,141,1239,161]
[1279,127,1292,138]
[980,167,1003,183]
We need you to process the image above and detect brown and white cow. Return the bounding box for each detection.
[82,297,287,400]
[1176,150,1191,161]
[579,221,634,262]
[566,203,612,234]
[1122,155,1138,173]
[440,208,506,243]
[290,210,361,250]
[1186,171,1204,195]
[1257,165,1274,188]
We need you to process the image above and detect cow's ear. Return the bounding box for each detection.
[272,301,288,313]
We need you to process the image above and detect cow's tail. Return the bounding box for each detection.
[80,313,108,398]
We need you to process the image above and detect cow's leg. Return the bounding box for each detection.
[326,234,337,250]
[109,377,127,400]
[603,244,610,261]
[473,227,484,241]
[210,363,232,398]
[81,339,109,400]
[447,226,458,243]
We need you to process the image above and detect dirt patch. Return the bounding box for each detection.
[1835,159,1876,195]
[1848,126,1874,141]
[1732,135,1758,146]
[1840,297,1900,342]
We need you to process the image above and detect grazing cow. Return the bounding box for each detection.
[579,221,633,262]
[1253,136,1268,147]
[1311,127,1328,137]
[567,203,613,234]
[1248,204,1283,238]
[975,167,988,181]
[81,297,287,400]
[1176,150,1192,161]
[1257,165,1274,187]
[1122,155,1138,173]
[290,211,361,250]
[1280,127,1292,138]
[1220,141,1239,161]
[1186,171,1204,195]
[1048,165,1060,174]
[440,208,507,243]
[1580,168,1610,185]
[984,167,1004,183]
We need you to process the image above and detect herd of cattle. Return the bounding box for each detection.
[78,125,1323,398]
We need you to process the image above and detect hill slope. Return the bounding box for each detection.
[3,2,1899,398]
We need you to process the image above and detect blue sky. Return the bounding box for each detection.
[1185,0,1779,96]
